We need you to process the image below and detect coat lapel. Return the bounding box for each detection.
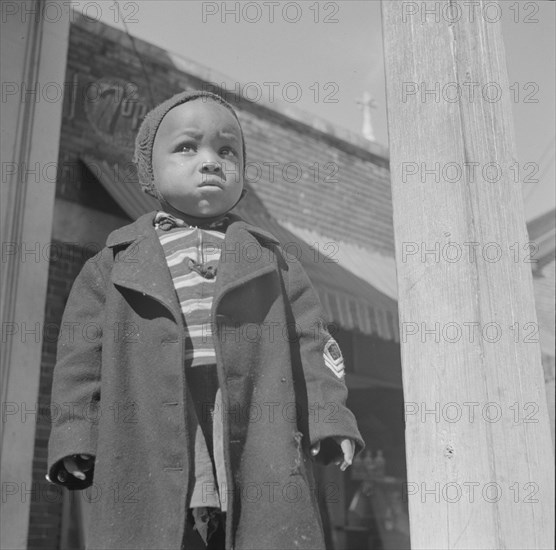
[214,219,280,301]
[106,212,182,320]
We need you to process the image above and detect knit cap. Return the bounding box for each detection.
[133,90,246,200]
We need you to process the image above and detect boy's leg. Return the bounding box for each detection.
[191,507,226,550]
[206,511,225,550]
[182,509,209,550]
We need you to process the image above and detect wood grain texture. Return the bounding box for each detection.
[381,1,555,548]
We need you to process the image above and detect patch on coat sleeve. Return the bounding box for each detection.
[323,337,345,379]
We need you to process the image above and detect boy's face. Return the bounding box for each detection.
[152,99,244,218]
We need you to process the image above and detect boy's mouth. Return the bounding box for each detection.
[199,178,224,189]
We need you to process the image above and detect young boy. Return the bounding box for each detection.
[47,90,364,550]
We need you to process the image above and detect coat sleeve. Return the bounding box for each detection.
[47,253,106,489]
[283,253,365,464]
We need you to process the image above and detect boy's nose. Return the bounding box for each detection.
[200,160,221,173]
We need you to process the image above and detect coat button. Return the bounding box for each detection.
[281,377,287,383]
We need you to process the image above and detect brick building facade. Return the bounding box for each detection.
[26,12,408,550]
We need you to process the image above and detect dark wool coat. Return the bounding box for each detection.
[47,211,364,550]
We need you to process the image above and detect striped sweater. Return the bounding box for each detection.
[155,219,225,367]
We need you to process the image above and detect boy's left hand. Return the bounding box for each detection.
[311,437,355,471]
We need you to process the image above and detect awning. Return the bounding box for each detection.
[81,154,400,342]
[81,154,159,218]
[527,208,556,273]
[280,221,398,300]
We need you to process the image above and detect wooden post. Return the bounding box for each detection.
[381,1,554,548]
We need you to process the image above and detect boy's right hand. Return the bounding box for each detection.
[58,454,94,482]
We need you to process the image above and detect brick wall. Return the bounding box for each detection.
[239,111,394,252]
[28,242,97,549]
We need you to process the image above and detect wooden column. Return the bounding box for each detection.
[381,1,554,548]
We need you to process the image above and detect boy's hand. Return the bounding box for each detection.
[58,454,94,482]
[311,438,355,471]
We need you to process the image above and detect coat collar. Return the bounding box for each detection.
[106,211,280,248]
[105,211,281,320]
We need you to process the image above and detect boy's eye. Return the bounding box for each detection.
[178,143,197,153]
[220,146,238,157]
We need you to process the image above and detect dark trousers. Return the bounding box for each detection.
[183,366,225,549]
[183,507,226,550]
